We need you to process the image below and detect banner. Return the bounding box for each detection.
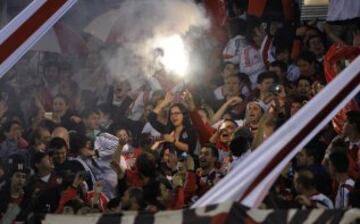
[194,56,360,208]
[43,202,360,224]
[0,0,77,79]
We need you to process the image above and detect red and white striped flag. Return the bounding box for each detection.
[193,56,360,208]
[0,0,77,79]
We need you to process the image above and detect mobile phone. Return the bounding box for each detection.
[44,112,53,120]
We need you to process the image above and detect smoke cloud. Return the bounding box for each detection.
[104,0,210,90]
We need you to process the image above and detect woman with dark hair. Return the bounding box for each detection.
[147,93,197,157]
[46,95,85,134]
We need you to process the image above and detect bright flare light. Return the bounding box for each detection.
[155,35,189,77]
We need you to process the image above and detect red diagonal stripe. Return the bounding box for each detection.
[240,72,360,201]
[0,0,67,63]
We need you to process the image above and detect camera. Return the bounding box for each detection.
[269,84,282,96]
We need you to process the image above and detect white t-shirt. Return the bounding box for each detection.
[142,122,162,140]
[223,35,248,64]
[327,0,360,22]
[238,45,266,89]
[335,178,355,208]
[310,193,334,209]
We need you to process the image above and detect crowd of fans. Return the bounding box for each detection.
[0,0,360,222]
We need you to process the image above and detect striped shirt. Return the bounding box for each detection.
[335,178,355,208]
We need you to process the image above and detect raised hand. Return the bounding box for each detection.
[161,92,175,107]
[226,96,243,107]
[182,90,196,111]
[163,134,175,143]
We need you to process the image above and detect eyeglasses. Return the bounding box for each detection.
[170,112,182,116]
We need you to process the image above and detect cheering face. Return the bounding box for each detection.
[199,147,215,169]
[170,106,184,127]
[53,97,68,114]
[116,129,129,143]
[52,146,67,165]
[219,121,237,143]
[246,102,263,124]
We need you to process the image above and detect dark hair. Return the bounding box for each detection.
[273,26,296,54]
[257,71,279,84]
[305,35,324,49]
[329,151,349,173]
[230,130,250,157]
[290,95,309,105]
[228,18,247,37]
[167,103,193,132]
[32,151,48,172]
[346,111,360,132]
[82,108,99,119]
[303,143,322,164]
[269,60,288,73]
[245,17,262,44]
[97,103,113,115]
[2,120,21,133]
[297,51,317,64]
[296,170,317,190]
[136,152,157,178]
[49,137,68,151]
[203,143,219,160]
[69,132,90,155]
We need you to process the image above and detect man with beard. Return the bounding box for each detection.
[49,137,83,188]
[185,144,220,204]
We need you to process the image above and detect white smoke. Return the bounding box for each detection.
[105,0,210,91]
